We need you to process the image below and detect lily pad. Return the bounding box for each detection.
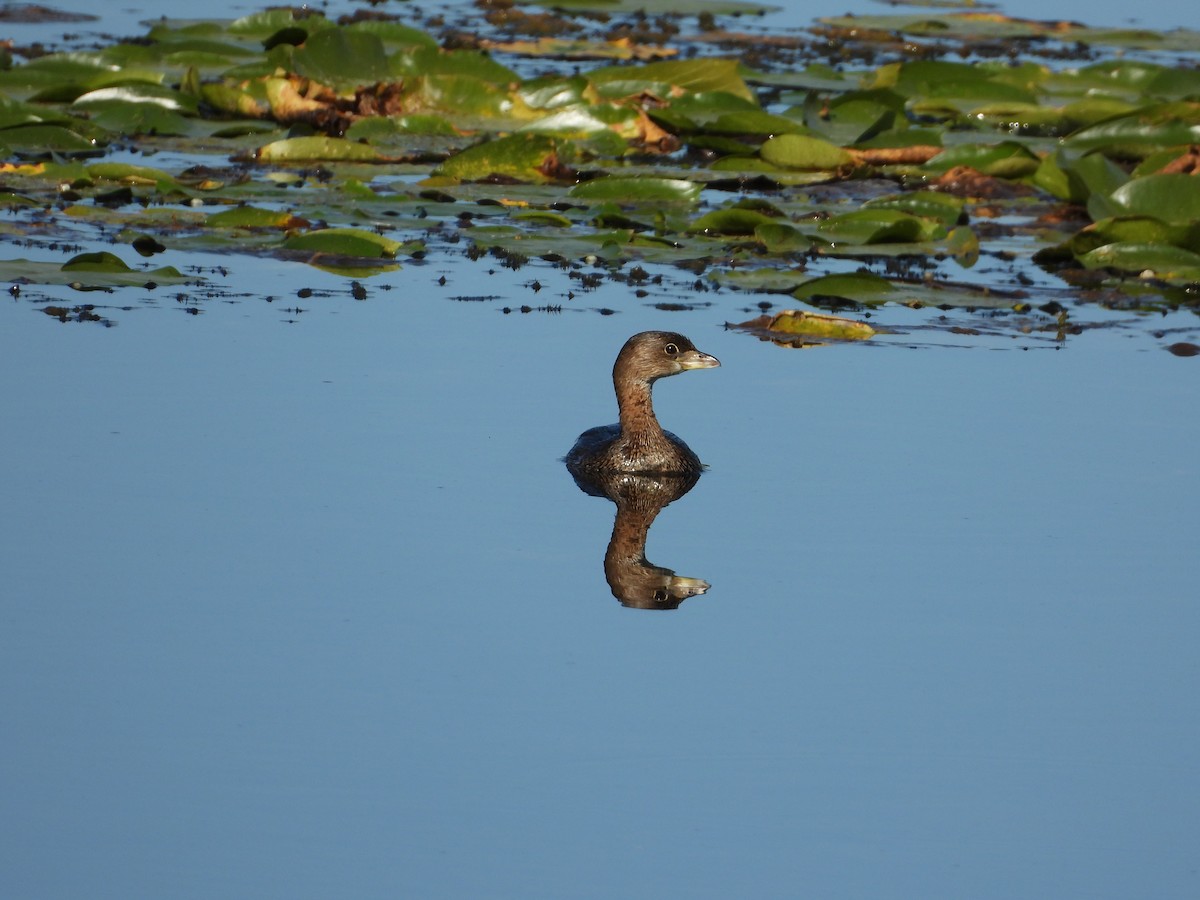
[862,191,965,227]
[0,252,191,287]
[434,134,568,183]
[924,141,1040,177]
[588,59,755,103]
[792,271,896,304]
[255,137,383,162]
[1100,174,1200,226]
[1066,102,1200,155]
[291,27,392,88]
[73,83,197,113]
[0,123,104,154]
[1078,242,1200,282]
[569,177,701,204]
[691,207,779,235]
[86,162,180,191]
[760,134,854,170]
[817,209,944,245]
[734,308,876,342]
[208,206,304,228]
[282,228,403,258]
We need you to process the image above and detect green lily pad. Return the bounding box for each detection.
[73,83,197,113]
[804,93,900,146]
[62,251,140,271]
[291,27,392,88]
[255,137,383,162]
[760,134,854,170]
[740,308,877,341]
[1066,216,1186,256]
[0,252,191,287]
[282,228,403,258]
[862,190,965,228]
[0,96,74,128]
[1079,242,1200,281]
[227,9,333,38]
[1100,174,1200,226]
[403,73,522,120]
[691,207,779,235]
[0,123,104,154]
[512,210,574,227]
[792,271,896,304]
[519,105,621,137]
[434,133,567,183]
[346,114,460,140]
[754,223,811,252]
[82,102,193,136]
[967,102,1066,135]
[704,109,809,137]
[817,209,944,245]
[208,206,303,228]
[1066,150,1130,210]
[588,59,755,103]
[924,140,1040,177]
[945,226,980,268]
[1066,102,1200,155]
[0,191,39,207]
[393,47,519,85]
[86,162,180,190]
[347,21,440,51]
[569,177,701,204]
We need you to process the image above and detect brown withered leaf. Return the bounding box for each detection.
[629,109,679,153]
[934,166,1035,200]
[1153,146,1200,176]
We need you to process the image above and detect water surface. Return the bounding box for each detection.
[2,1,1199,898]
[4,250,1198,898]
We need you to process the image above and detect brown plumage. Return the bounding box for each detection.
[565,331,720,477]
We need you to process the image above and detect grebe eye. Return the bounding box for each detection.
[664,343,678,355]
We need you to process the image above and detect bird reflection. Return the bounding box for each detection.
[566,466,711,610]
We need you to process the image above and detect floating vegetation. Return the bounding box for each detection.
[0,4,1197,343]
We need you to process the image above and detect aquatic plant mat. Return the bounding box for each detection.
[1,1,1198,349]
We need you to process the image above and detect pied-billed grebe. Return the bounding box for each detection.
[565,331,720,476]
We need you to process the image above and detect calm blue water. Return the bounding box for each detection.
[3,1,1200,898]
[3,252,1198,898]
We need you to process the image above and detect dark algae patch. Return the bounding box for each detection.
[0,3,1197,348]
